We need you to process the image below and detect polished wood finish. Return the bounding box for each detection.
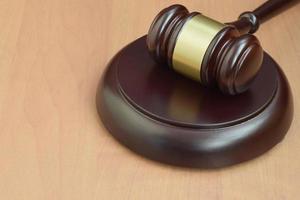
[1,0,300,199]
[147,5,192,65]
[147,5,264,95]
[202,26,263,94]
[97,36,293,168]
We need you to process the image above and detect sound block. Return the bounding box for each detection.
[96,36,293,168]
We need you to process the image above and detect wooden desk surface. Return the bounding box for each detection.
[0,0,299,199]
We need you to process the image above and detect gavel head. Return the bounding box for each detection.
[147,4,263,95]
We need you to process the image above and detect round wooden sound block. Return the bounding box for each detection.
[97,36,293,168]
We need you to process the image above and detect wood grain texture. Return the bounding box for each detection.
[0,0,299,199]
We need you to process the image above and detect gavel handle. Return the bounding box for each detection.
[229,0,300,34]
[253,0,299,23]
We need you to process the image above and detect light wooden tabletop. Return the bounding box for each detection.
[0,0,299,199]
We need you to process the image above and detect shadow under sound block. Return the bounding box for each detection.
[96,36,293,168]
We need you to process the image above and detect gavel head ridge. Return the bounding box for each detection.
[147,5,263,95]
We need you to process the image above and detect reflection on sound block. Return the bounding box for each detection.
[96,36,293,168]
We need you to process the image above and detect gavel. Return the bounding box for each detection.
[147,0,297,95]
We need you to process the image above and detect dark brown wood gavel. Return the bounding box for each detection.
[147,0,298,95]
